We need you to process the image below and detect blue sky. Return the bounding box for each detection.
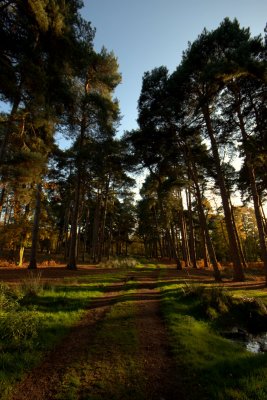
[81,0,267,137]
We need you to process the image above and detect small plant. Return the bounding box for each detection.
[20,271,43,297]
[181,281,205,298]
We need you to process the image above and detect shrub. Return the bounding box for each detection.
[0,282,40,345]
[201,287,233,317]
[0,282,22,311]
[0,310,39,342]
[181,283,233,319]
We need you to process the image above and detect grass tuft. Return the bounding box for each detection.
[20,271,43,297]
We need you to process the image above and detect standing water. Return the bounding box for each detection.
[246,333,267,353]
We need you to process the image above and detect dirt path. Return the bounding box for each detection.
[10,284,124,400]
[133,272,185,400]
[9,270,184,400]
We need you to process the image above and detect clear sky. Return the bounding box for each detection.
[81,0,267,137]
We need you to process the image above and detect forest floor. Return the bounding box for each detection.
[0,263,267,400]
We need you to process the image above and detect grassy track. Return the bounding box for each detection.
[0,271,128,399]
[55,298,144,400]
[1,264,267,399]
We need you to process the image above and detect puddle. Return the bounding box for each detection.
[246,333,267,354]
[223,329,267,354]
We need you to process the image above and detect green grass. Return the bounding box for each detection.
[230,289,267,303]
[0,270,130,400]
[55,296,145,400]
[160,278,267,400]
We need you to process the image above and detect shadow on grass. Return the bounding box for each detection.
[20,291,163,314]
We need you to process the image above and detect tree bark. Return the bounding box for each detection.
[91,189,101,263]
[66,174,81,270]
[186,187,198,268]
[177,190,191,268]
[170,224,182,269]
[190,161,222,281]
[28,183,42,269]
[234,92,267,283]
[66,113,87,270]
[202,105,245,281]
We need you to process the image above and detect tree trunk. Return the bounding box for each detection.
[19,245,24,267]
[202,234,210,268]
[230,203,248,269]
[66,114,87,270]
[177,190,191,267]
[190,161,221,281]
[64,203,71,261]
[28,183,42,269]
[82,208,90,262]
[152,206,163,258]
[91,190,101,263]
[0,185,6,219]
[234,95,267,283]
[186,187,198,268]
[260,201,267,235]
[170,224,182,269]
[98,177,110,262]
[66,174,81,270]
[202,105,245,281]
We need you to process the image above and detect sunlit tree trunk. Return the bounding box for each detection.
[19,244,24,267]
[231,86,267,282]
[202,105,245,281]
[186,187,198,268]
[170,224,182,269]
[177,190,191,267]
[230,203,248,269]
[190,162,221,281]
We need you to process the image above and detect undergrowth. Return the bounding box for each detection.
[160,278,267,400]
[98,257,139,269]
[181,282,267,332]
